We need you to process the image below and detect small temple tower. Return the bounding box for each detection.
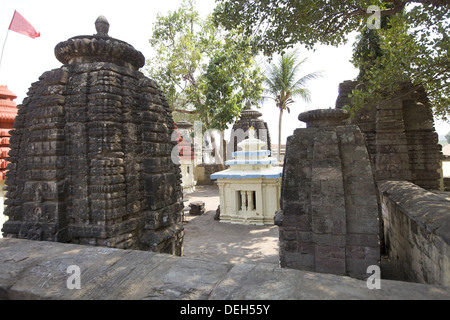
[335,80,442,190]
[175,120,196,194]
[228,101,271,160]
[0,85,17,180]
[275,109,380,279]
[211,127,282,225]
[2,17,184,255]
[0,85,18,233]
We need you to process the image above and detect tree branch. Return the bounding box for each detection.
[403,0,450,7]
[174,109,198,114]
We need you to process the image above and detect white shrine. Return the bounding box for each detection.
[211,127,282,225]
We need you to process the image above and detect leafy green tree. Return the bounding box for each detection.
[147,0,214,115]
[350,6,449,119]
[200,30,264,131]
[352,28,384,82]
[147,0,263,131]
[214,0,450,120]
[264,50,322,162]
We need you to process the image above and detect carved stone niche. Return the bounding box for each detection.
[275,109,380,280]
[2,16,184,255]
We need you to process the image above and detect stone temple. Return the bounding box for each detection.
[275,109,380,280]
[228,101,271,159]
[335,80,442,190]
[1,16,184,255]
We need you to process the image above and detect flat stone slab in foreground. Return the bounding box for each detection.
[1,238,449,300]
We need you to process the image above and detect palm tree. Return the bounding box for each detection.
[264,50,323,162]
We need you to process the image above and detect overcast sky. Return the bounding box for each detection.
[1,0,448,143]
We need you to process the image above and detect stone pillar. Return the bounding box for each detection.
[2,17,184,255]
[276,109,380,279]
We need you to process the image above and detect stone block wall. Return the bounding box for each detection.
[378,180,450,286]
[195,163,223,185]
[276,109,380,280]
[335,81,442,190]
[1,17,184,255]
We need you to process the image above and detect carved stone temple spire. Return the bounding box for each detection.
[276,108,380,279]
[2,17,184,255]
[229,101,271,160]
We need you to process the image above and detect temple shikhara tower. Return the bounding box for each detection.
[0,85,17,181]
[229,101,271,158]
[1,17,184,255]
[276,109,380,279]
[335,80,442,190]
[0,85,18,232]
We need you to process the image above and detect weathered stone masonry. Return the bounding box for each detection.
[2,17,184,255]
[276,109,380,280]
[378,180,450,286]
[335,80,442,190]
[229,101,271,157]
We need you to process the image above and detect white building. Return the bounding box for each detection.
[211,127,282,225]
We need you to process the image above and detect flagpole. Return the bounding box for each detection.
[0,29,10,75]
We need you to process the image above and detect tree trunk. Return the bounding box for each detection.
[277,108,283,163]
[221,130,226,170]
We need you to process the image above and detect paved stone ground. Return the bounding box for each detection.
[182,185,279,265]
[2,237,449,300]
[181,185,404,281]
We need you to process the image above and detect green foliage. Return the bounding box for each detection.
[200,31,264,130]
[349,5,450,120]
[214,0,383,54]
[146,0,263,131]
[264,50,322,113]
[264,50,322,161]
[214,0,450,120]
[352,28,384,82]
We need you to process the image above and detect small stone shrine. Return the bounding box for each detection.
[175,121,196,194]
[211,127,282,225]
[335,80,442,190]
[228,101,271,158]
[0,85,17,181]
[0,85,18,228]
[2,17,184,255]
[275,109,380,279]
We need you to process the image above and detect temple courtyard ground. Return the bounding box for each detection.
[182,185,279,265]
[181,185,404,281]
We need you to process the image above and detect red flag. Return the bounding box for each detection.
[8,10,40,39]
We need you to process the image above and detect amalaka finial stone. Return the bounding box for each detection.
[298,108,349,128]
[54,16,145,70]
[95,15,110,36]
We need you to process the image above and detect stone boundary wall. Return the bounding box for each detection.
[445,177,450,191]
[378,180,450,286]
[1,238,449,300]
[195,164,223,185]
